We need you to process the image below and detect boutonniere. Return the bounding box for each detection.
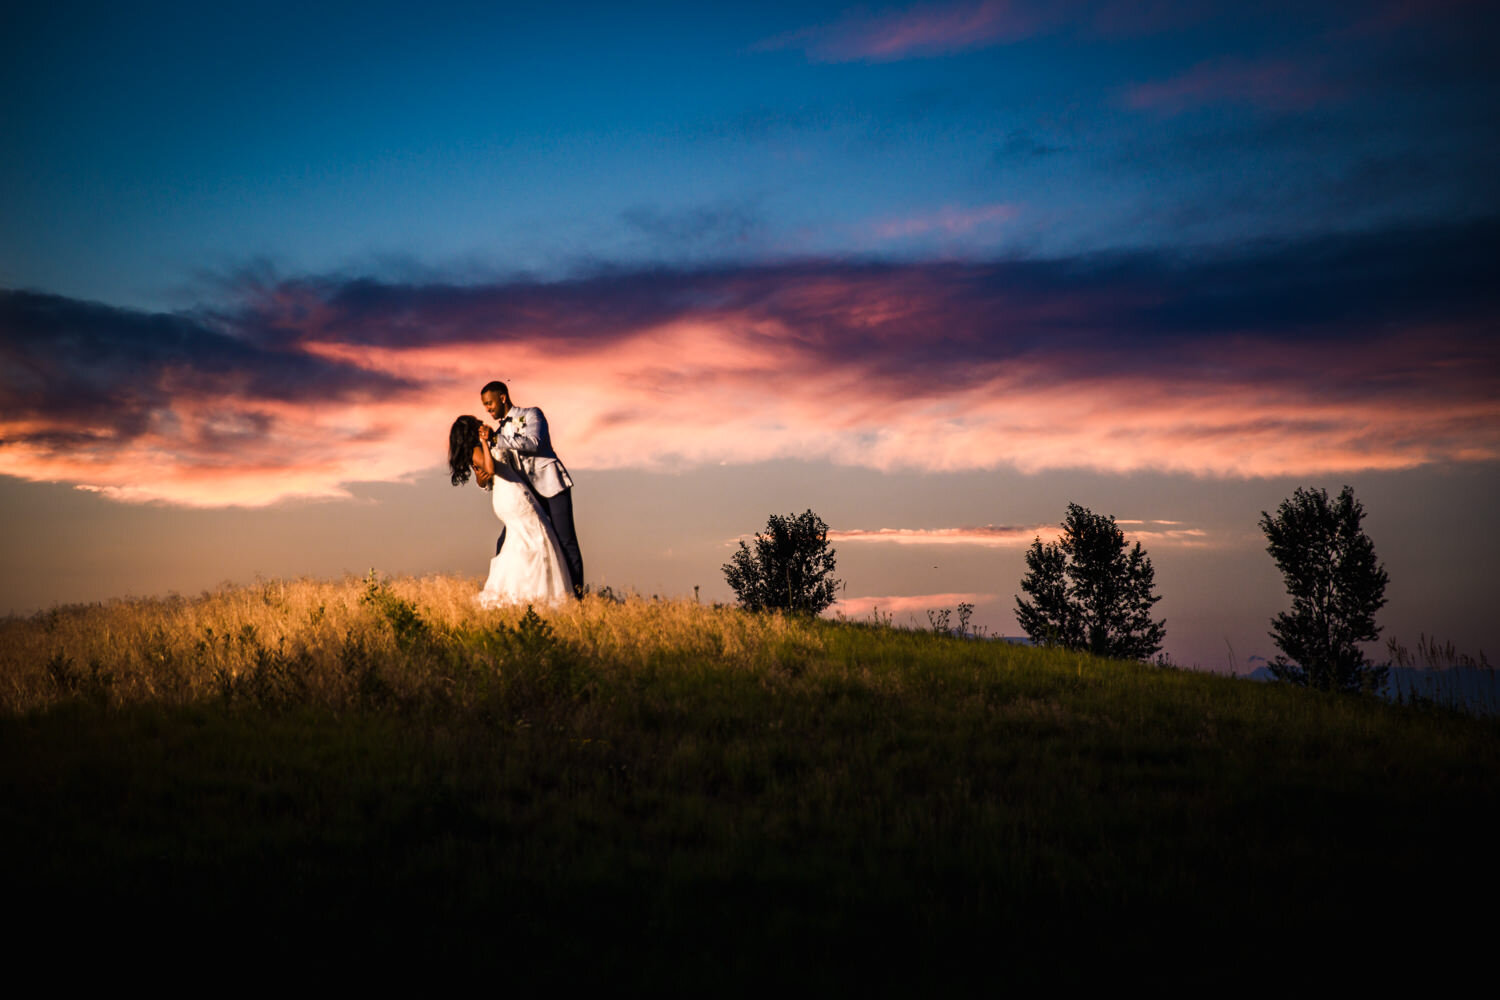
[504,413,526,430]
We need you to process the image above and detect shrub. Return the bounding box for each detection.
[723,509,841,616]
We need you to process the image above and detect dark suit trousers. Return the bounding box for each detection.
[495,487,584,597]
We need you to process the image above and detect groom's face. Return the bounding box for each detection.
[481,389,509,421]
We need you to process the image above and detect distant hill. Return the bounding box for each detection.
[1247,662,1498,715]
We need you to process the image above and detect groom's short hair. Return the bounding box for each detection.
[480,380,508,398]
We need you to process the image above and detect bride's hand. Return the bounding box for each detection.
[478,424,492,445]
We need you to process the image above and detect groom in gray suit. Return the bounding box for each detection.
[481,380,585,598]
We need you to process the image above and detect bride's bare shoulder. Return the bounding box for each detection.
[471,445,493,487]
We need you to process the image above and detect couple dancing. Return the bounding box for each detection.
[448,381,584,607]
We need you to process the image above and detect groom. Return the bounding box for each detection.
[481,380,585,598]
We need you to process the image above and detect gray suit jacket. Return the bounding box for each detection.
[489,405,574,498]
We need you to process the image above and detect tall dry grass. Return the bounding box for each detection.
[0,572,825,714]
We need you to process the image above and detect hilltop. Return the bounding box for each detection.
[2,575,1494,986]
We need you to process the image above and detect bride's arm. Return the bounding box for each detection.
[473,427,496,488]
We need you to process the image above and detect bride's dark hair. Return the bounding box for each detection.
[448,415,483,486]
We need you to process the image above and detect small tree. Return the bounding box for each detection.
[1014,503,1165,660]
[1015,537,1080,649]
[1260,486,1389,693]
[723,509,841,615]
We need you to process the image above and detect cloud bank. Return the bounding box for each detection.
[830,521,1209,547]
[3,217,1497,506]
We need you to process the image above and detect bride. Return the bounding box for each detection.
[448,415,573,607]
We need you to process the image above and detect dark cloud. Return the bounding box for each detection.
[239,215,1500,369]
[19,218,1494,387]
[1140,217,1500,334]
[0,289,413,449]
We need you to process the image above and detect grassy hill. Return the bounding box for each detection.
[3,575,1495,986]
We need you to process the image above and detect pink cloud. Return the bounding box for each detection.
[1124,526,1210,547]
[0,392,441,508]
[831,592,997,617]
[829,525,1056,547]
[1124,56,1343,115]
[6,309,1495,506]
[756,0,1223,62]
[307,326,1470,496]
[757,1,1056,63]
[7,315,1496,506]
[872,203,1018,240]
[4,228,1497,506]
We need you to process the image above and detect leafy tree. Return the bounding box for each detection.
[1014,503,1165,660]
[1015,538,1079,648]
[723,509,841,615]
[1260,486,1389,692]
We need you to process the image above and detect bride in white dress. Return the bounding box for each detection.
[448,415,573,607]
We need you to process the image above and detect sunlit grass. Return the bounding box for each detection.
[0,572,826,713]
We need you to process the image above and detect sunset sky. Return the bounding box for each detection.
[3,0,1497,669]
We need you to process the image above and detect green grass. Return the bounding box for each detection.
[2,576,1496,986]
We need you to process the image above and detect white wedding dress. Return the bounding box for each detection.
[475,453,573,608]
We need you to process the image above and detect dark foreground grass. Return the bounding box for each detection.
[3,580,1496,987]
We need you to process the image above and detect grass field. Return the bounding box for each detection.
[2,574,1495,986]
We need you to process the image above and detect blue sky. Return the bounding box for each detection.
[9,0,1492,305]
[3,1,1497,667]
